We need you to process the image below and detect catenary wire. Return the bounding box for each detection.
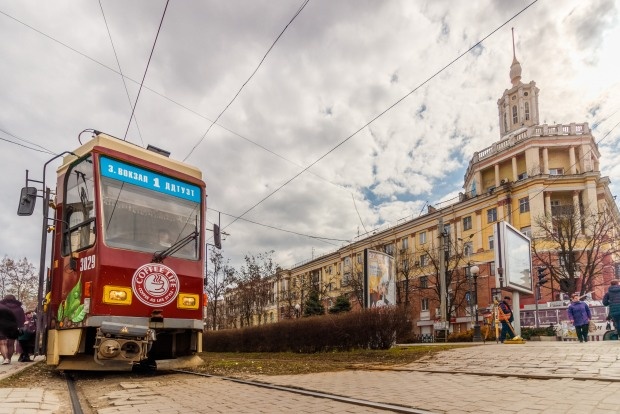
[217,0,540,235]
[0,7,362,204]
[0,127,55,154]
[209,208,349,244]
[98,0,144,146]
[183,0,311,162]
[123,0,170,141]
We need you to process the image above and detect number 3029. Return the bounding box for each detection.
[79,255,96,271]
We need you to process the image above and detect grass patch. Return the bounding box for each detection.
[193,344,467,377]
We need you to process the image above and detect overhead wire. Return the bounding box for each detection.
[0,6,363,199]
[183,0,311,162]
[218,0,540,234]
[123,0,170,141]
[208,208,349,244]
[98,0,144,146]
[0,128,55,154]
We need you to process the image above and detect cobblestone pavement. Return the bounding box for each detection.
[2,341,620,413]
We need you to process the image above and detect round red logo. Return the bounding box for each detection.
[132,263,180,307]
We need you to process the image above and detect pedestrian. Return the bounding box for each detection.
[603,279,620,338]
[18,311,36,362]
[0,294,25,364]
[567,293,591,342]
[498,296,514,343]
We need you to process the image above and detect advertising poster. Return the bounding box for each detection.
[365,249,395,308]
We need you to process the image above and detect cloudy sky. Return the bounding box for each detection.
[1,0,619,273]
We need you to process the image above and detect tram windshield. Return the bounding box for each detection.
[99,156,201,260]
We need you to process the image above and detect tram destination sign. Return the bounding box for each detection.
[100,156,201,203]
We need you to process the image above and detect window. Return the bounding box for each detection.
[464,242,473,257]
[519,197,530,213]
[100,156,201,260]
[524,102,530,121]
[521,226,531,238]
[487,208,497,223]
[421,298,429,311]
[512,105,518,124]
[401,237,408,251]
[385,243,394,256]
[419,254,428,266]
[463,216,472,231]
[420,276,428,288]
[402,259,409,272]
[549,168,564,175]
[419,231,427,244]
[488,235,494,250]
[503,113,508,132]
[63,155,96,255]
[357,253,362,264]
[344,257,351,268]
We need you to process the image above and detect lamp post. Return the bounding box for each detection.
[470,265,482,342]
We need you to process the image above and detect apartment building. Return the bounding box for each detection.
[225,47,619,335]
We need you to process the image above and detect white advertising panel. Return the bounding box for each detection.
[494,221,533,294]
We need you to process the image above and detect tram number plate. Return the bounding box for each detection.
[80,255,96,271]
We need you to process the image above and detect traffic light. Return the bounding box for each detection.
[537,267,549,285]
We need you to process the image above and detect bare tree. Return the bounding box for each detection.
[0,256,38,309]
[416,235,469,323]
[205,247,235,330]
[234,251,278,325]
[532,205,620,297]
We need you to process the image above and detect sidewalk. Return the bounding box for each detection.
[0,355,61,414]
[0,354,45,381]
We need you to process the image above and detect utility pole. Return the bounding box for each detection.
[438,218,447,340]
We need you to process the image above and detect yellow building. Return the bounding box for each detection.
[230,45,619,337]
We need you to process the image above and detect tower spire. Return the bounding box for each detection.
[509,27,522,86]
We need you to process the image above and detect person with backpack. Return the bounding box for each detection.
[498,296,514,343]
[603,280,620,339]
[0,294,25,364]
[18,311,36,362]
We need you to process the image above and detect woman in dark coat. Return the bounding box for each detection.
[0,295,25,364]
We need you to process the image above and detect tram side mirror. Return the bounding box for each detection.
[214,224,222,249]
[17,187,37,216]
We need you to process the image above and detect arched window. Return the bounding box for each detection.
[512,105,518,124]
[503,113,508,132]
[524,102,530,121]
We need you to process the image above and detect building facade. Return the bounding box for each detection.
[223,47,619,336]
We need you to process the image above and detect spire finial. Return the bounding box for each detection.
[509,28,522,86]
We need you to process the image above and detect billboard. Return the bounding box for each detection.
[494,221,533,294]
[364,249,395,308]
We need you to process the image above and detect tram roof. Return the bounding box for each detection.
[58,133,203,180]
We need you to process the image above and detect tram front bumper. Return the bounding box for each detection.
[94,321,153,364]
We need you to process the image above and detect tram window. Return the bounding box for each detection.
[100,176,200,260]
[63,156,96,255]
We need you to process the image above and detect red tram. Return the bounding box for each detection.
[18,130,211,370]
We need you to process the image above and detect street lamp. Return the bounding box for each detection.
[470,265,482,342]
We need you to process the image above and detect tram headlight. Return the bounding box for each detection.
[103,286,132,305]
[177,293,199,309]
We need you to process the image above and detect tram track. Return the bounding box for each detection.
[172,369,437,414]
[64,372,84,414]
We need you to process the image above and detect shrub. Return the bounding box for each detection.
[203,306,411,353]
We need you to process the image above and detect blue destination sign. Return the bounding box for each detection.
[100,156,201,203]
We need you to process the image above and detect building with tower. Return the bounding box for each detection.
[222,38,619,337]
